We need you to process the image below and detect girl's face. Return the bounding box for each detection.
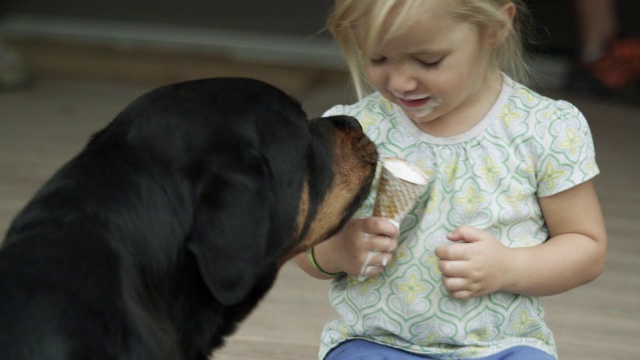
[356,4,502,136]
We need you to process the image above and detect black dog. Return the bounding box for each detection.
[0,78,377,359]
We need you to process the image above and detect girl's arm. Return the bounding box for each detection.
[436,180,607,299]
[510,179,607,295]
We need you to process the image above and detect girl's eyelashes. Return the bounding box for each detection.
[369,56,387,64]
[367,56,444,67]
[417,57,443,67]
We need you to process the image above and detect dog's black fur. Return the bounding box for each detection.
[0,78,378,359]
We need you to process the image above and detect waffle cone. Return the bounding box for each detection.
[372,158,429,225]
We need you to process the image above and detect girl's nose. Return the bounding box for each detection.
[387,64,417,94]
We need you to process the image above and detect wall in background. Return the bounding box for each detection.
[2,0,333,37]
[0,0,341,69]
[1,0,639,70]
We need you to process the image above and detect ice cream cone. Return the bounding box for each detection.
[372,158,429,228]
[358,158,429,281]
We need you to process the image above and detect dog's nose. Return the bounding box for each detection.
[343,116,363,130]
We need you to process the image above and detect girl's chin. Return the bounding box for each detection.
[405,110,435,123]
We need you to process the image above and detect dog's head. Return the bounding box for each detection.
[100,78,377,306]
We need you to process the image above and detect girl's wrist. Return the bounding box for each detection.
[308,247,346,277]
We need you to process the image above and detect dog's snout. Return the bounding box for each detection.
[341,116,363,131]
[323,115,363,132]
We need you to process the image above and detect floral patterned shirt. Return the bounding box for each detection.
[318,75,599,359]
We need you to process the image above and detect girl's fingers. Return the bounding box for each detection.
[438,260,467,277]
[362,217,400,238]
[442,275,468,291]
[359,250,391,270]
[357,251,393,280]
[364,234,397,253]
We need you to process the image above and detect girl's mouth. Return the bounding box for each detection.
[398,97,431,108]
[394,94,442,119]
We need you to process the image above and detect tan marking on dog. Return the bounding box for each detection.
[279,127,378,266]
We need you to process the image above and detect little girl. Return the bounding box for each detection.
[295,0,608,359]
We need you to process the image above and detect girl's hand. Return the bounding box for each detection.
[434,182,606,299]
[435,226,514,300]
[333,217,399,278]
[295,216,399,279]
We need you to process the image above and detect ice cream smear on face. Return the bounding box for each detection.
[392,92,442,119]
[404,97,442,119]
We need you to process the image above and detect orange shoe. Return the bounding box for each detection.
[582,38,640,90]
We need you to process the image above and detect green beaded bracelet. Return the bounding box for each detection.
[308,247,346,277]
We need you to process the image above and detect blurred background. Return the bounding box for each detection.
[0,1,638,359]
[1,0,638,93]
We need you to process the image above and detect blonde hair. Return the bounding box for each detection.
[328,0,532,99]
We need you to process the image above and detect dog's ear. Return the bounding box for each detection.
[187,150,271,306]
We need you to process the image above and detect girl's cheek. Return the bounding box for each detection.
[365,71,387,91]
[364,66,380,81]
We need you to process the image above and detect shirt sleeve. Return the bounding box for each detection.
[536,100,599,197]
[322,105,347,118]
